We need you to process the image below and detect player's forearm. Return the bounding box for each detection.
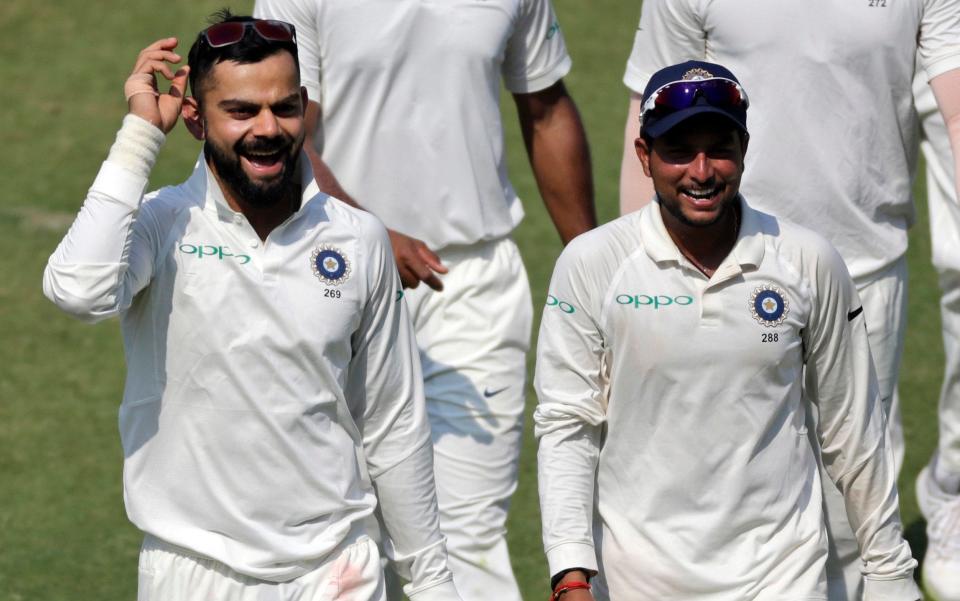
[535,418,602,578]
[804,249,918,598]
[371,438,461,601]
[346,230,458,599]
[516,85,596,245]
[43,114,163,320]
[620,93,655,214]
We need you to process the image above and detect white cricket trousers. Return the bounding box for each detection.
[819,256,907,601]
[137,534,385,601]
[398,236,532,601]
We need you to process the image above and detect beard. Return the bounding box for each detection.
[204,132,303,209]
[658,189,738,229]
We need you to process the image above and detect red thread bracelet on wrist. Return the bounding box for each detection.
[551,580,591,600]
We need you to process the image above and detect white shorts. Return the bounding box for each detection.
[400,236,532,601]
[137,534,385,601]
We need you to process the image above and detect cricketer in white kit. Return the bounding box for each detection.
[251,1,597,600]
[619,4,960,597]
[43,13,461,601]
[537,61,919,601]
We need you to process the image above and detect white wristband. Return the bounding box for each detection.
[106,114,166,180]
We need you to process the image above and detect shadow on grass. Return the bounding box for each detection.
[905,518,928,583]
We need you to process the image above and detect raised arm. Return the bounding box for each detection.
[513,80,597,245]
[43,38,188,321]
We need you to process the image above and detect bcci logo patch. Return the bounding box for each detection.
[683,67,714,80]
[311,245,352,286]
[750,284,789,327]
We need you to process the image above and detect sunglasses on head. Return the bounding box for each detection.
[201,19,296,48]
[641,78,749,119]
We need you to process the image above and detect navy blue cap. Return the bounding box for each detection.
[640,60,749,139]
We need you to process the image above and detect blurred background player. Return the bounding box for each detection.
[620,2,960,597]
[536,60,918,601]
[251,2,597,600]
[43,14,459,601]
[914,70,960,601]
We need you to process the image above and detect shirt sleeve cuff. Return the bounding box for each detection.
[406,579,462,601]
[922,54,960,82]
[546,541,599,579]
[505,55,572,94]
[623,65,648,95]
[862,575,921,601]
[105,114,166,180]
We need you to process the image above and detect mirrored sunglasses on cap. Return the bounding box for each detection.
[641,77,749,119]
[201,19,296,48]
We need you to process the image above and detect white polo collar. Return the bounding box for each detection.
[639,195,766,277]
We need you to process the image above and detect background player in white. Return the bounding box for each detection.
[43,14,460,601]
[914,71,960,601]
[537,60,919,601]
[251,1,598,600]
[619,2,960,597]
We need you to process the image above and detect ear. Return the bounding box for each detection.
[181,96,205,141]
[300,86,309,113]
[635,137,653,178]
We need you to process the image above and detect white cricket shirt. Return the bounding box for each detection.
[534,198,918,600]
[624,0,960,280]
[253,0,572,251]
[43,116,457,601]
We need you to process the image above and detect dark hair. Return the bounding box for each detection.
[187,9,299,103]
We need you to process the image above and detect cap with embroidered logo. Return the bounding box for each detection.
[640,60,749,139]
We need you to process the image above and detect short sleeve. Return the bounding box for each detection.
[254,0,324,102]
[919,0,960,81]
[623,0,707,93]
[502,0,572,94]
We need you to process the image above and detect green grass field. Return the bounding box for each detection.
[0,1,944,599]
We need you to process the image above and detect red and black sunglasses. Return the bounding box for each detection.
[200,19,296,48]
[641,78,749,120]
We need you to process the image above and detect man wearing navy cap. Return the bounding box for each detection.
[534,61,919,601]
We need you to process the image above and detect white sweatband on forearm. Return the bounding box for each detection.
[106,114,166,180]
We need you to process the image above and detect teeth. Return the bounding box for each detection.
[683,187,719,199]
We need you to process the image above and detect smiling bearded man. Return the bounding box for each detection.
[42,11,461,601]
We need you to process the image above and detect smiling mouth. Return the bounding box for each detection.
[681,185,722,203]
[240,148,290,178]
[244,150,284,167]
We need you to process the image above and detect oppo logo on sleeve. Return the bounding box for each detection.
[545,294,576,314]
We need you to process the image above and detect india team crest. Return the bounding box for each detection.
[750,284,789,327]
[311,245,352,286]
[683,67,714,80]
